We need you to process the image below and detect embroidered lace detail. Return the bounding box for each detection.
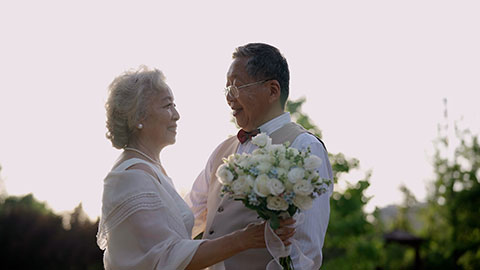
[97,192,164,250]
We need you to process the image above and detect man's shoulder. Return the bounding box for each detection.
[212,135,238,152]
[294,131,327,152]
[205,135,238,164]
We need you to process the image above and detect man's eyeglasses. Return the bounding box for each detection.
[224,79,272,98]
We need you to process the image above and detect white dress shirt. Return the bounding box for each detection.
[185,112,333,269]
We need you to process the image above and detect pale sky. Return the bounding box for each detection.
[1,1,479,219]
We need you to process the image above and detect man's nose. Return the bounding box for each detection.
[226,91,236,103]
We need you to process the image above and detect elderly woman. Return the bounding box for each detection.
[97,67,294,270]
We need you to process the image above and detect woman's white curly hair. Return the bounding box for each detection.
[105,66,166,149]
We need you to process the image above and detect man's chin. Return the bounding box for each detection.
[235,119,248,130]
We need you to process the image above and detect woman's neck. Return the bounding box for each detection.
[126,140,161,164]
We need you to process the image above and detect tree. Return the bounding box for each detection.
[287,98,383,269]
[393,184,418,232]
[0,194,103,270]
[421,101,480,270]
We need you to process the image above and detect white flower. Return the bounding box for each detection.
[276,167,288,178]
[279,159,292,170]
[234,166,243,175]
[238,156,254,168]
[304,155,323,170]
[251,133,272,148]
[245,175,255,186]
[252,148,265,156]
[267,178,285,196]
[267,144,286,155]
[267,196,289,211]
[293,195,313,211]
[287,167,305,183]
[289,148,299,156]
[216,164,234,184]
[253,154,273,164]
[226,154,237,166]
[256,161,272,174]
[232,176,253,197]
[254,174,271,197]
[293,180,314,196]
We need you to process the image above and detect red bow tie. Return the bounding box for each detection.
[237,129,260,144]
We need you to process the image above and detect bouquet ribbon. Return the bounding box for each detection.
[265,213,315,270]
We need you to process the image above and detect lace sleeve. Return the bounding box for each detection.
[104,208,204,270]
[97,191,164,250]
[97,169,168,249]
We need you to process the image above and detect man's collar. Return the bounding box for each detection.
[258,112,291,135]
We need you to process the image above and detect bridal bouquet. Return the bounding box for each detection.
[216,133,331,270]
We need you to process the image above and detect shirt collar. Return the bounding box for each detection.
[258,112,291,135]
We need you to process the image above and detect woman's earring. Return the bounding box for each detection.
[137,123,143,129]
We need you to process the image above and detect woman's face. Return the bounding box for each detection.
[142,83,180,149]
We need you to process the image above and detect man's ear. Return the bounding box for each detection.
[267,80,281,104]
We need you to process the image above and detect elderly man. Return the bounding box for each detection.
[186,43,333,270]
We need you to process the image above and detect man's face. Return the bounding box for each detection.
[226,57,271,132]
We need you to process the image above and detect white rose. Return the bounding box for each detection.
[216,164,234,184]
[268,144,286,155]
[245,175,255,186]
[231,176,253,197]
[267,178,285,196]
[276,167,288,178]
[293,195,313,211]
[293,180,314,196]
[267,196,289,211]
[252,148,265,156]
[234,165,243,175]
[226,154,237,166]
[289,148,299,156]
[254,174,271,197]
[252,154,272,165]
[304,155,323,170]
[251,133,272,148]
[256,161,272,174]
[279,159,292,170]
[287,167,305,183]
[238,156,254,168]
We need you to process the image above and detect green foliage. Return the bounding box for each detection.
[286,98,323,139]
[323,179,384,270]
[393,185,418,232]
[286,98,384,269]
[421,121,480,270]
[286,98,480,269]
[0,194,103,270]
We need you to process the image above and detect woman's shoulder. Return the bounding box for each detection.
[104,163,160,198]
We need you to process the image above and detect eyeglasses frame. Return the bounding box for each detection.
[224,78,273,98]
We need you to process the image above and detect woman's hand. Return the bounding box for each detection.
[236,218,296,251]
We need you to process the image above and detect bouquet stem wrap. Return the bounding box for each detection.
[265,213,314,270]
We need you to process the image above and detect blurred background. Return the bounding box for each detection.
[0,1,479,269]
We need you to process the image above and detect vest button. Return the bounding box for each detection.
[209,230,214,235]
[217,206,224,213]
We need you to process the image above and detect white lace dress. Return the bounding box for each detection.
[97,158,205,270]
